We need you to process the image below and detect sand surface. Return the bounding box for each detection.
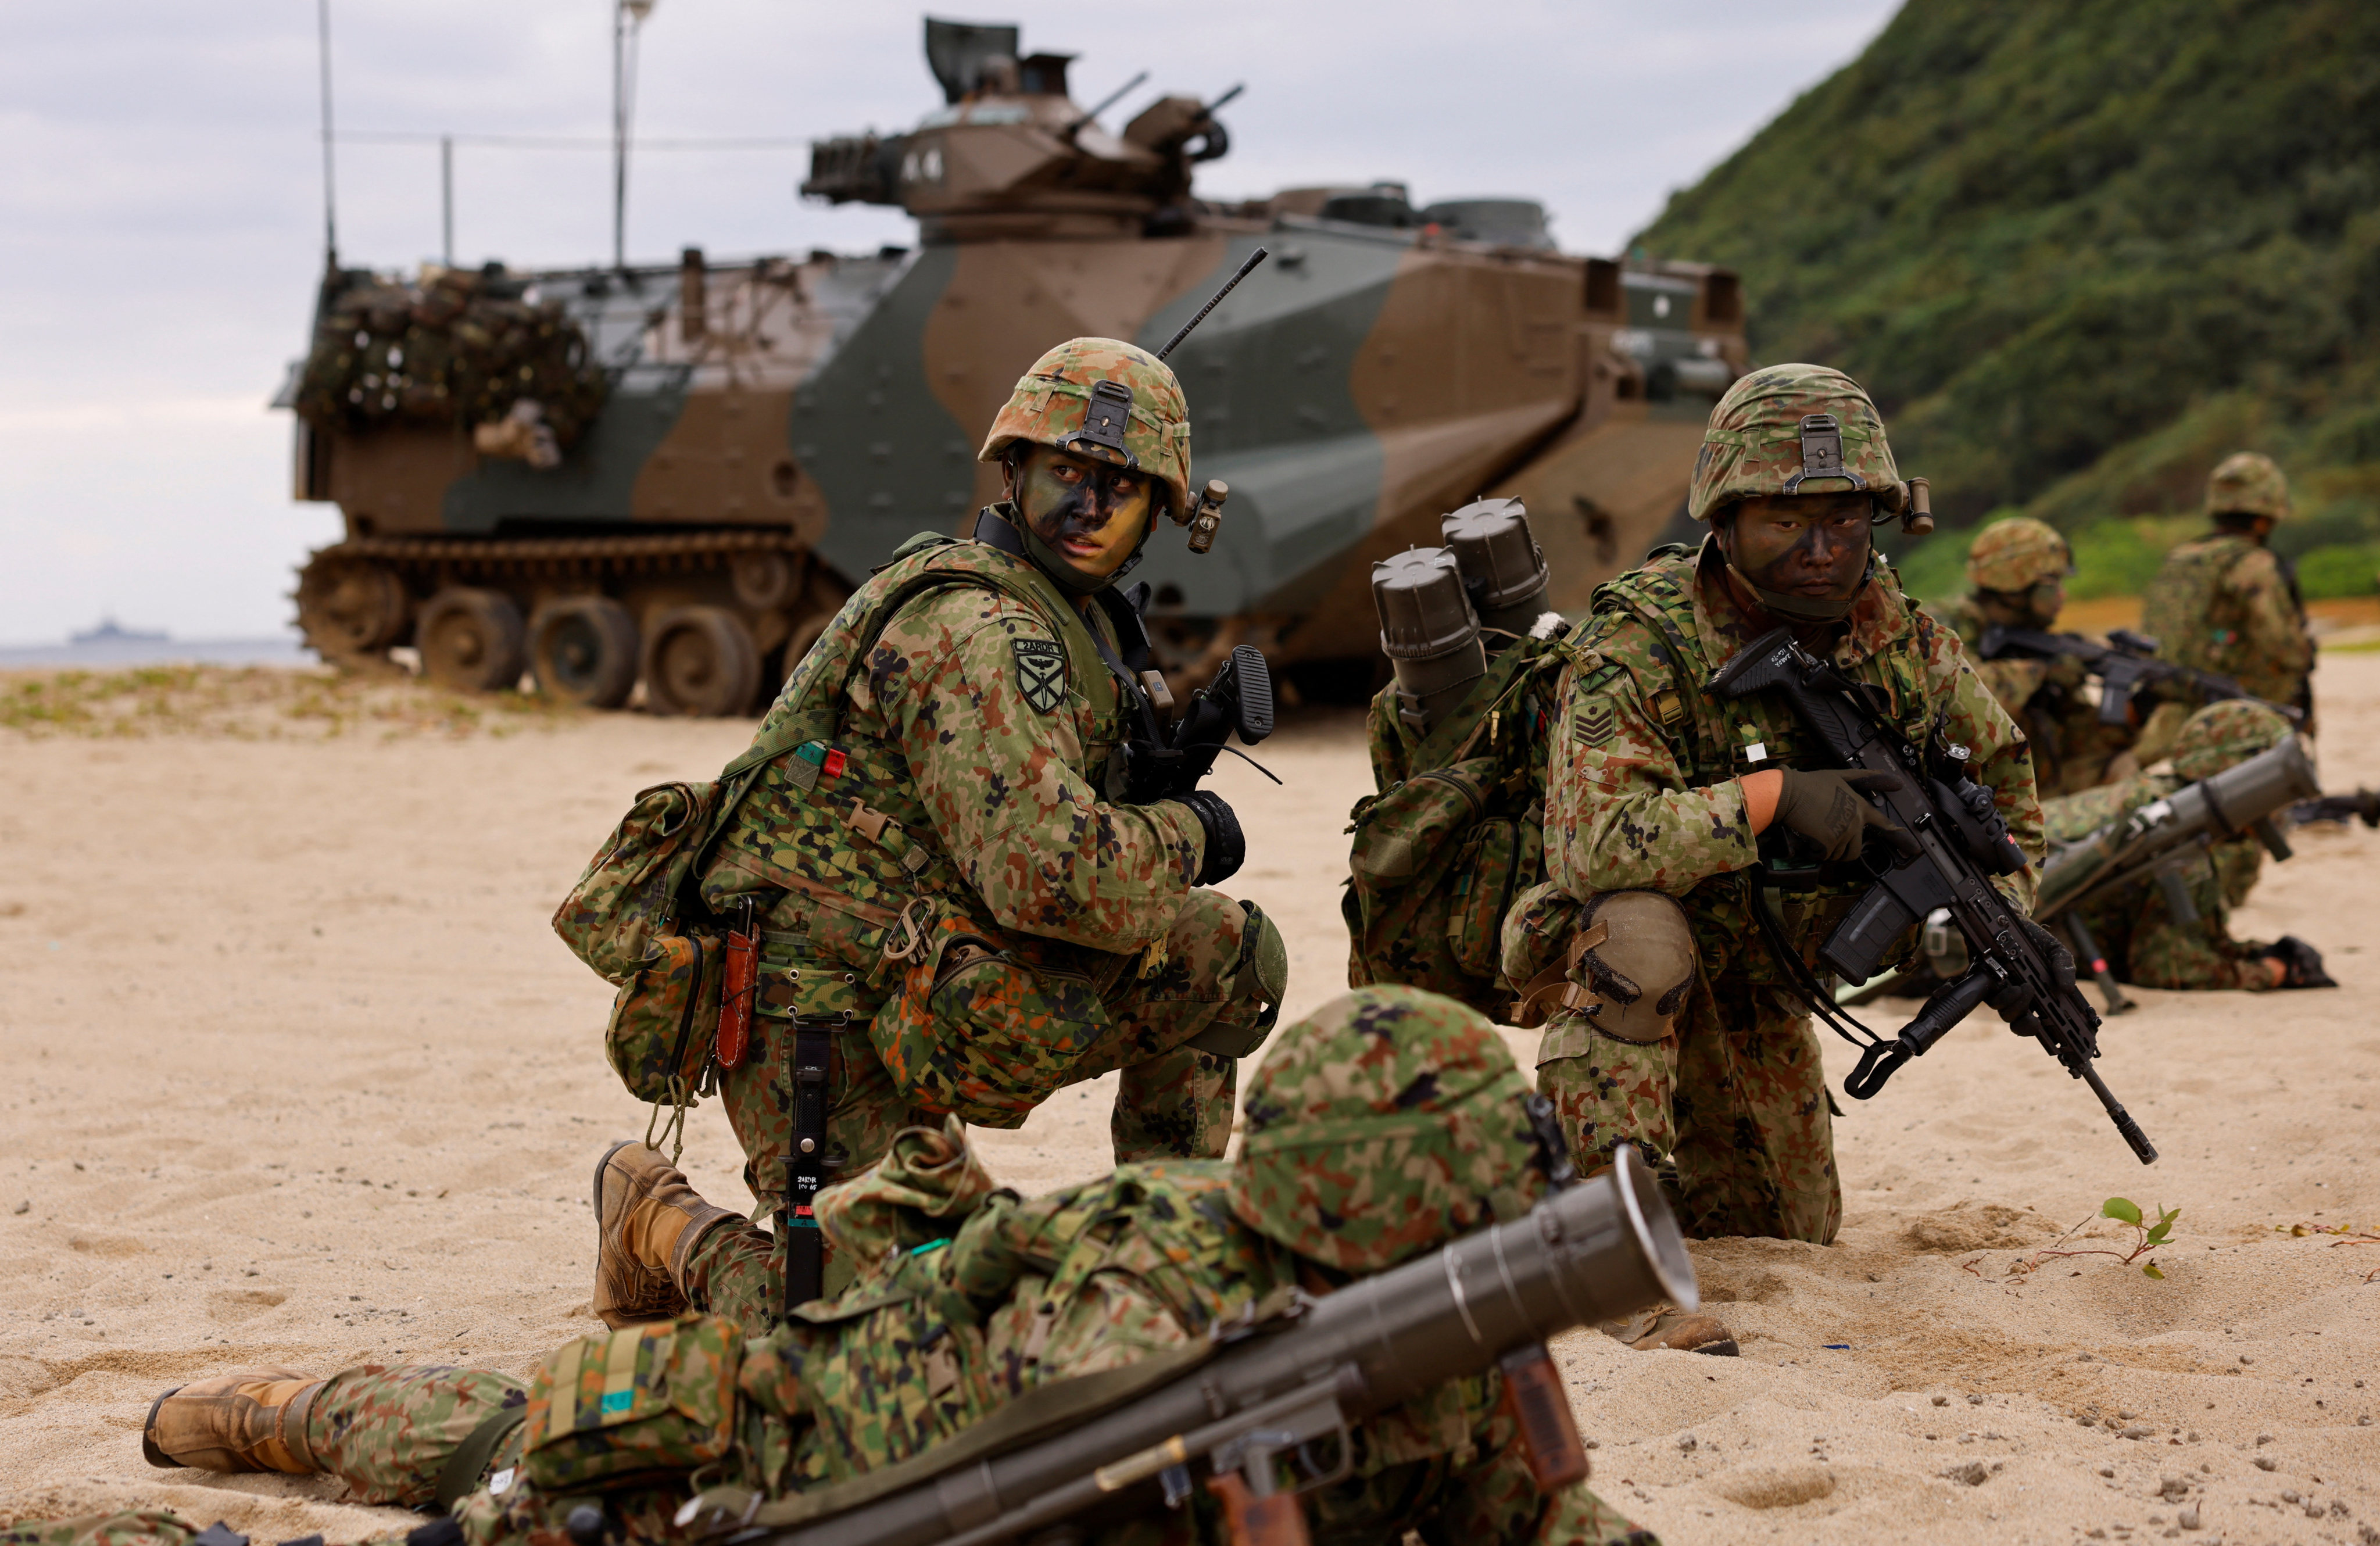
[3,656,2377,1544]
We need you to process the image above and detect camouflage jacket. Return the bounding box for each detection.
[456,1150,1619,1546]
[1931,595,2135,799]
[1546,542,2042,989]
[2141,532,2313,713]
[2045,774,2271,991]
[700,513,1204,973]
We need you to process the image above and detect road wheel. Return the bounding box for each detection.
[730,550,799,611]
[528,596,640,708]
[643,605,760,717]
[416,587,527,693]
[295,556,409,657]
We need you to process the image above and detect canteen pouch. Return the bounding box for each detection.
[869,906,1108,1128]
[520,1315,741,1491]
[604,933,726,1104]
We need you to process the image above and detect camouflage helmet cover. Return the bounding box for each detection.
[1228,985,1544,1275]
[1966,516,2074,592]
[978,337,1193,519]
[2170,699,2291,782]
[2204,452,2290,520]
[1688,363,1902,522]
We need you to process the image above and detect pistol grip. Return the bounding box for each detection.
[1205,1472,1310,1546]
[1498,1344,1591,1491]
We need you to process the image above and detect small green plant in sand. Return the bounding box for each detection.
[2008,1198,2179,1281]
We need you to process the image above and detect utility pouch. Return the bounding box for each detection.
[1499,881,1581,1024]
[520,1315,740,1492]
[603,932,726,1104]
[1445,816,1522,981]
[871,907,1108,1128]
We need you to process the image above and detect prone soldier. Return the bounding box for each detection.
[2136,452,2316,760]
[1931,517,2138,797]
[123,989,1663,1546]
[1512,366,2040,1340]
[592,338,1287,1332]
[2043,700,2332,993]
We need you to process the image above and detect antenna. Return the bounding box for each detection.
[1155,247,1268,360]
[316,0,338,263]
[612,0,657,272]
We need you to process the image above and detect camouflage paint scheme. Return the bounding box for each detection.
[1537,542,2041,1241]
[1932,593,2137,798]
[283,23,1746,692]
[81,990,1657,1546]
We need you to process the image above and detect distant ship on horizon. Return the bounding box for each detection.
[69,617,170,645]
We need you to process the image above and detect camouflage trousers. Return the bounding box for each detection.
[1538,972,1840,1244]
[702,892,1268,1328]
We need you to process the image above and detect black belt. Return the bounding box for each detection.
[783,1021,832,1315]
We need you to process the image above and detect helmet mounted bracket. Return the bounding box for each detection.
[1054,378,1140,471]
[1780,413,1864,496]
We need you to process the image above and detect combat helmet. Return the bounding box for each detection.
[978,337,1192,588]
[1687,363,1927,529]
[2170,699,2292,782]
[1227,985,1550,1275]
[1966,516,2074,593]
[2205,452,2290,521]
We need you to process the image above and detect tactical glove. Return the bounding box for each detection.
[2019,917,2078,995]
[1170,789,1245,886]
[1769,768,1920,863]
[2260,935,2336,990]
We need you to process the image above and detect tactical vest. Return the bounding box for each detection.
[1343,632,1564,1020]
[1552,545,1943,989]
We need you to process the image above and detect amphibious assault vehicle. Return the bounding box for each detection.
[280,17,1747,713]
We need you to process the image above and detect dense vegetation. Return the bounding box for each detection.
[1634,0,2380,597]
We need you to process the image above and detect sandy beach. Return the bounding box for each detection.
[2,654,2376,1544]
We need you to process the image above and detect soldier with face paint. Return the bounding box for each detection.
[1509,364,2039,1354]
[584,337,1288,1336]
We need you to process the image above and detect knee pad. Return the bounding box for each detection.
[1186,900,1287,1058]
[1515,890,1695,1044]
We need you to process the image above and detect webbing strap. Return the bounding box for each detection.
[432,1405,527,1512]
[783,1021,833,1316]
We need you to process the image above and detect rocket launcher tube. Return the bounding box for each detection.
[757,1145,1692,1546]
[2034,736,2321,922]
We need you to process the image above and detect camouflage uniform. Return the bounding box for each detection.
[1531,366,2040,1244]
[2137,452,2315,758]
[2048,701,2290,991]
[1930,517,2135,798]
[117,989,1656,1546]
[685,340,1282,1318]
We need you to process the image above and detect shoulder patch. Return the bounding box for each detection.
[1010,637,1068,713]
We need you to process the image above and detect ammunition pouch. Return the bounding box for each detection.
[520,1315,740,1493]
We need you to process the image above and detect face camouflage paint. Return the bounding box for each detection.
[1015,444,1155,582]
[1721,490,1875,622]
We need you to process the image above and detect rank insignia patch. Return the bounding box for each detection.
[1578,703,1617,747]
[1011,638,1068,713]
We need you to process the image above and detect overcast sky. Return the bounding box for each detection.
[0,0,1896,643]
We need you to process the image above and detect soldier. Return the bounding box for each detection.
[1517,364,2039,1307]
[1930,517,2138,797]
[610,337,1286,1331]
[2046,700,2332,992]
[125,988,1659,1546]
[2135,451,2315,761]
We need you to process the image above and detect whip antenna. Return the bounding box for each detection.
[1155,247,1268,360]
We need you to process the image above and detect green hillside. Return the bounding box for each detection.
[1634,0,2380,599]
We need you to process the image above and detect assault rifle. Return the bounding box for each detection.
[1975,624,2302,725]
[2290,788,2380,829]
[1709,627,2159,1165]
[1113,627,1277,804]
[2029,736,2321,1014]
[725,1144,1692,1546]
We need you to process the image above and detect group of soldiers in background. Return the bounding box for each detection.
[35,345,2348,1546]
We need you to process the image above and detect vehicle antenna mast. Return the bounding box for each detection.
[1156,246,1269,360]
[316,0,338,264]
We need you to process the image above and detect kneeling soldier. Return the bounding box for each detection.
[128,989,1662,1546]
[1516,365,2039,1294]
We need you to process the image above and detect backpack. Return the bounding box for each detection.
[1341,632,1567,1020]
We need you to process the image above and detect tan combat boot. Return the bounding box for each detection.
[1602,1307,1740,1357]
[143,1369,324,1472]
[593,1140,741,1330]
